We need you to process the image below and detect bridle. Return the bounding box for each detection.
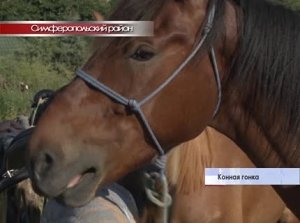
[76,2,222,159]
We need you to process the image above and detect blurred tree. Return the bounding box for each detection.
[0,0,115,21]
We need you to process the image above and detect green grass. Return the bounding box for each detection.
[0,55,72,120]
[0,38,27,57]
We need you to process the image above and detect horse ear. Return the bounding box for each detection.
[92,11,104,21]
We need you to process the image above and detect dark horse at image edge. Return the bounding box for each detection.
[27,0,300,218]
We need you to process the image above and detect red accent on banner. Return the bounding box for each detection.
[0,23,133,35]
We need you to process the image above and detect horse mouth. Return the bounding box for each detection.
[53,167,99,207]
[66,168,96,190]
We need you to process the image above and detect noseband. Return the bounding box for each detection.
[76,2,221,158]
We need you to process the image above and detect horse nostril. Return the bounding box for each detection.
[31,150,56,181]
[45,152,54,166]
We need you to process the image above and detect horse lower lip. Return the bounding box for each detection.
[66,168,96,189]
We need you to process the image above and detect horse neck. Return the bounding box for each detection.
[166,128,214,194]
[213,0,300,168]
[211,95,300,168]
[210,0,300,167]
[210,90,300,218]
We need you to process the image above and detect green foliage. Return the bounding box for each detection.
[0,0,115,21]
[0,0,117,72]
[0,55,71,120]
[21,37,90,73]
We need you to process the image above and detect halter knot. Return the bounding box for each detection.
[128,99,139,113]
[203,24,213,34]
[152,155,167,170]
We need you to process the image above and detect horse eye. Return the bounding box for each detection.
[130,47,155,61]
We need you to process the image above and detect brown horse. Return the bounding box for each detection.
[27,0,300,218]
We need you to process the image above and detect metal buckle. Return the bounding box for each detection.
[2,169,17,179]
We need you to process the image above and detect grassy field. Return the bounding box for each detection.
[0,40,74,221]
[0,52,73,120]
[0,37,88,120]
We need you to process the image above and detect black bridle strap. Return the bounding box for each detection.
[0,167,28,191]
[76,3,221,157]
[0,127,34,192]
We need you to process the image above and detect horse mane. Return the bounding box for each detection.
[229,0,300,151]
[167,129,213,194]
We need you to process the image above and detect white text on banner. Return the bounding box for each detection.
[205,168,300,185]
